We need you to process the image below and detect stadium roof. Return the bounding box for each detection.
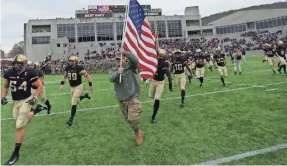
[208,8,287,26]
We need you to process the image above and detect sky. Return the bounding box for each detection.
[0,0,282,53]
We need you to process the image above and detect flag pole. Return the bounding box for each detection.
[119,0,130,83]
[154,20,159,49]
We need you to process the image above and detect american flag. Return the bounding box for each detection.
[123,0,157,79]
[97,5,110,12]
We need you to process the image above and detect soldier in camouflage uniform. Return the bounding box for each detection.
[109,48,144,146]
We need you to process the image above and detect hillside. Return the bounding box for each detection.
[201,1,287,25]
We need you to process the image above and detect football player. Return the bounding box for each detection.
[276,41,287,75]
[193,49,206,87]
[214,49,228,86]
[60,56,94,126]
[171,51,192,108]
[1,54,45,165]
[265,44,277,74]
[205,51,213,72]
[31,62,52,114]
[185,55,193,84]
[262,43,269,63]
[233,49,242,75]
[149,49,173,124]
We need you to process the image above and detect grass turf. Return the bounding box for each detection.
[1,56,287,165]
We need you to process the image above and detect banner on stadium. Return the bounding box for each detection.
[76,13,113,18]
[144,12,162,16]
[75,10,88,14]
[86,5,152,13]
[150,8,162,12]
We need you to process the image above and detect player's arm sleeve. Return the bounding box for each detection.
[124,52,139,70]
[109,68,120,83]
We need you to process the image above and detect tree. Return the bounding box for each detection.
[0,49,5,58]
[7,41,24,58]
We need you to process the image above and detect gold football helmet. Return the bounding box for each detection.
[158,49,167,56]
[12,54,28,71]
[68,56,79,67]
[33,62,40,69]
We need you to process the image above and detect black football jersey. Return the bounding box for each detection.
[277,46,286,58]
[173,57,186,74]
[4,68,38,101]
[235,53,242,60]
[194,55,205,68]
[265,48,276,57]
[214,54,226,66]
[153,59,170,81]
[32,69,44,89]
[65,65,84,87]
[205,54,211,62]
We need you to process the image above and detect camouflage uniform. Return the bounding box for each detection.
[109,52,142,132]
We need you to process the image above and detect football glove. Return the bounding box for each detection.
[26,96,37,105]
[1,97,8,105]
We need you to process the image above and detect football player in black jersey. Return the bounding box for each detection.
[171,51,192,108]
[60,56,94,126]
[1,54,45,165]
[214,49,228,86]
[265,44,277,74]
[31,62,52,114]
[149,49,173,123]
[205,51,213,72]
[276,41,287,75]
[193,49,206,87]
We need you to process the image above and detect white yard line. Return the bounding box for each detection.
[265,88,278,91]
[199,143,287,165]
[2,81,286,121]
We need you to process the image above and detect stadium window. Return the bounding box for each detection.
[230,25,234,33]
[242,24,246,32]
[227,26,231,33]
[57,24,76,43]
[32,36,50,45]
[77,23,95,43]
[116,22,124,41]
[216,28,220,34]
[259,21,264,29]
[156,21,166,38]
[96,23,114,41]
[167,20,182,38]
[256,22,261,29]
[57,43,60,47]
[277,17,282,26]
[223,27,227,34]
[219,28,223,34]
[282,16,287,26]
[267,19,272,28]
[238,25,243,32]
[264,20,269,29]
[272,18,277,27]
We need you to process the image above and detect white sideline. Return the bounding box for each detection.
[2,81,287,121]
[199,143,287,165]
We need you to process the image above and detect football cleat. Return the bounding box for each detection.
[200,83,203,87]
[47,104,51,115]
[180,103,184,108]
[66,117,73,126]
[151,119,156,124]
[84,93,91,100]
[5,152,19,165]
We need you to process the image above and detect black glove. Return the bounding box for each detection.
[26,96,37,105]
[1,97,8,105]
[169,83,173,92]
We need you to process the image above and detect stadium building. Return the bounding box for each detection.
[24,4,287,61]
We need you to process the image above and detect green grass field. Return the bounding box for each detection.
[1,56,287,165]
